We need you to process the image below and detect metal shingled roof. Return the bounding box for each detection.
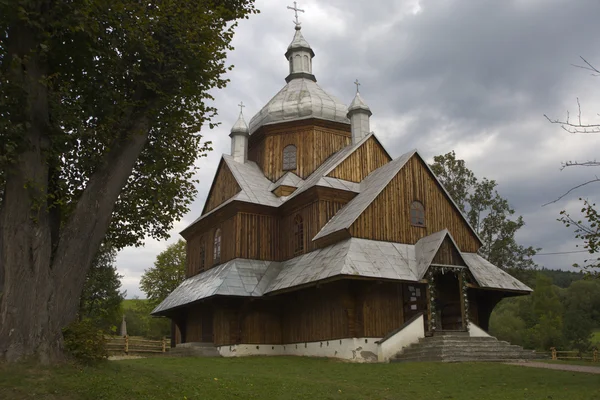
[461,253,532,292]
[152,236,530,315]
[151,259,277,315]
[313,150,416,240]
[268,171,304,192]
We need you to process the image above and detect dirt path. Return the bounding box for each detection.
[506,361,600,375]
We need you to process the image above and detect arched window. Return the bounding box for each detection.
[294,215,304,255]
[410,201,425,227]
[213,228,221,264]
[283,145,297,171]
[303,55,309,71]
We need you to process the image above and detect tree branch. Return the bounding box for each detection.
[572,56,600,75]
[542,178,600,206]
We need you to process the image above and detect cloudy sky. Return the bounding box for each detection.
[117,0,600,297]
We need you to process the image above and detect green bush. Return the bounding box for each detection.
[63,319,108,364]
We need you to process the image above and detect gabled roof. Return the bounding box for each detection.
[268,171,304,192]
[287,133,386,201]
[223,155,282,207]
[414,229,467,279]
[313,150,416,240]
[461,253,531,292]
[313,150,484,246]
[191,155,283,227]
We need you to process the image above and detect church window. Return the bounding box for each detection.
[283,145,297,171]
[213,228,222,264]
[294,215,304,255]
[303,55,309,71]
[410,201,425,227]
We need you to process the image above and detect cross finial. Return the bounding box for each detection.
[287,2,305,27]
[238,101,245,115]
[354,79,361,93]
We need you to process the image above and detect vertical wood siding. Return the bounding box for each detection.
[248,125,351,182]
[360,283,404,337]
[203,280,419,346]
[186,215,237,277]
[348,156,480,253]
[432,237,466,266]
[236,213,279,261]
[327,136,391,182]
[279,200,347,260]
[281,283,351,343]
[204,163,241,213]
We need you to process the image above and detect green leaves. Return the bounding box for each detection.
[0,0,257,250]
[79,244,126,332]
[559,199,599,274]
[430,151,539,273]
[140,239,186,308]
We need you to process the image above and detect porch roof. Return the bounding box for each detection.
[151,235,531,315]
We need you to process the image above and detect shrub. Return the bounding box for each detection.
[63,319,108,364]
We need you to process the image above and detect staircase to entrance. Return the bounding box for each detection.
[391,331,540,363]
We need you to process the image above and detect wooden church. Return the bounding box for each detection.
[152,11,531,361]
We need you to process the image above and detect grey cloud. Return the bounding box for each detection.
[116,0,600,297]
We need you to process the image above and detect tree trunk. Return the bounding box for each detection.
[0,15,153,364]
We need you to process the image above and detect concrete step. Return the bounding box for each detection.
[399,349,532,358]
[391,332,540,363]
[407,341,518,348]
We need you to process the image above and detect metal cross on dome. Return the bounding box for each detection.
[354,79,361,93]
[238,101,245,114]
[287,2,305,26]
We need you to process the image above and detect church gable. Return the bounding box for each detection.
[326,135,391,183]
[432,236,467,267]
[203,160,242,214]
[347,153,481,253]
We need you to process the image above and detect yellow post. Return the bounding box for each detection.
[162,337,166,353]
[550,347,557,360]
[124,335,129,354]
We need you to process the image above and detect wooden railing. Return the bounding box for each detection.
[106,336,169,355]
[550,347,598,362]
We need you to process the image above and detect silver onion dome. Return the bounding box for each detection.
[248,26,350,134]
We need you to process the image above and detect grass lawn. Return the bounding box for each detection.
[2,357,600,400]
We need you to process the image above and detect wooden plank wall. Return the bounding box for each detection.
[204,280,419,346]
[279,200,347,260]
[432,237,467,266]
[348,156,481,253]
[185,306,203,342]
[327,136,391,182]
[204,163,241,213]
[248,125,351,182]
[281,282,352,343]
[236,213,279,260]
[360,283,404,337]
[186,215,237,277]
[241,301,282,344]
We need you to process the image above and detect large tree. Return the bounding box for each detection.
[430,151,538,275]
[140,239,186,308]
[78,244,125,332]
[0,0,256,363]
